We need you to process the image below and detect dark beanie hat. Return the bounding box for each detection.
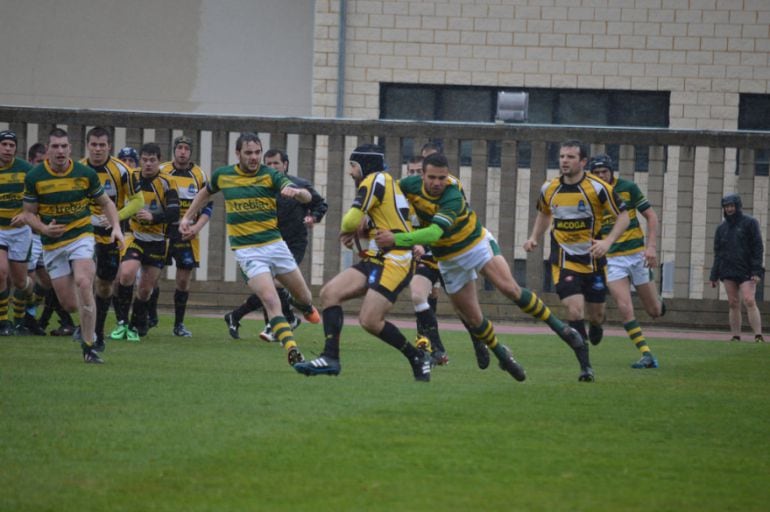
[0,130,17,143]
[350,144,385,177]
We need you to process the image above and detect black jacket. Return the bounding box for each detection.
[278,174,327,258]
[710,210,764,282]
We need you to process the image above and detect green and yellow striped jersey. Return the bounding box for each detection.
[23,159,104,250]
[398,174,483,260]
[208,163,291,249]
[0,157,32,228]
[599,176,650,257]
[537,173,626,273]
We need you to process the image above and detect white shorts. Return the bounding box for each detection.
[0,225,32,262]
[27,234,44,271]
[606,252,651,286]
[44,236,95,280]
[235,240,298,281]
[438,230,497,295]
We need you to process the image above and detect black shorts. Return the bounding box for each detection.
[95,241,121,281]
[720,275,755,285]
[553,267,607,303]
[352,255,414,304]
[166,238,199,269]
[123,237,168,269]
[414,260,443,287]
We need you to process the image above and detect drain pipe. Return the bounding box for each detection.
[336,0,347,118]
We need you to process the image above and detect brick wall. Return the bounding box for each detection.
[311,0,770,303]
[313,0,770,130]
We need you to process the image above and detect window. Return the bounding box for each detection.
[380,84,669,169]
[738,94,770,177]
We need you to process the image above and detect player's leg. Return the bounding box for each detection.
[171,240,198,336]
[624,278,660,368]
[447,280,525,381]
[554,270,594,382]
[130,264,162,339]
[481,254,582,347]
[239,243,303,365]
[739,279,763,342]
[112,255,141,340]
[94,241,120,347]
[293,267,367,377]
[722,279,742,340]
[172,267,194,337]
[410,271,448,364]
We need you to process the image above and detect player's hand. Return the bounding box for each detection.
[710,280,718,288]
[374,229,395,249]
[590,239,611,258]
[303,215,315,227]
[111,227,125,250]
[95,214,111,228]
[44,220,66,238]
[644,247,658,268]
[10,213,25,228]
[413,245,426,259]
[135,209,153,223]
[339,231,355,249]
[523,239,538,252]
[179,218,194,237]
[181,223,198,241]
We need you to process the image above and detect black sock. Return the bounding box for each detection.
[321,305,343,359]
[174,289,189,326]
[415,308,445,352]
[116,284,134,324]
[278,287,297,324]
[569,320,591,368]
[148,287,160,321]
[232,294,263,322]
[262,308,270,327]
[378,321,419,359]
[52,292,74,326]
[95,295,111,340]
[112,295,120,321]
[38,289,56,328]
[568,320,588,344]
[428,295,438,313]
[461,317,481,345]
[130,298,148,332]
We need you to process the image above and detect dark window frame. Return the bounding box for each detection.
[738,94,770,177]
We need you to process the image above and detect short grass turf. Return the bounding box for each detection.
[2,315,769,512]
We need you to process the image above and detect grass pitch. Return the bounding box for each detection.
[2,315,769,511]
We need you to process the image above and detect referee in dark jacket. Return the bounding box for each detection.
[225,149,327,340]
[709,193,765,342]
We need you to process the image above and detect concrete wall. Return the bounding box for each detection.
[0,0,315,116]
